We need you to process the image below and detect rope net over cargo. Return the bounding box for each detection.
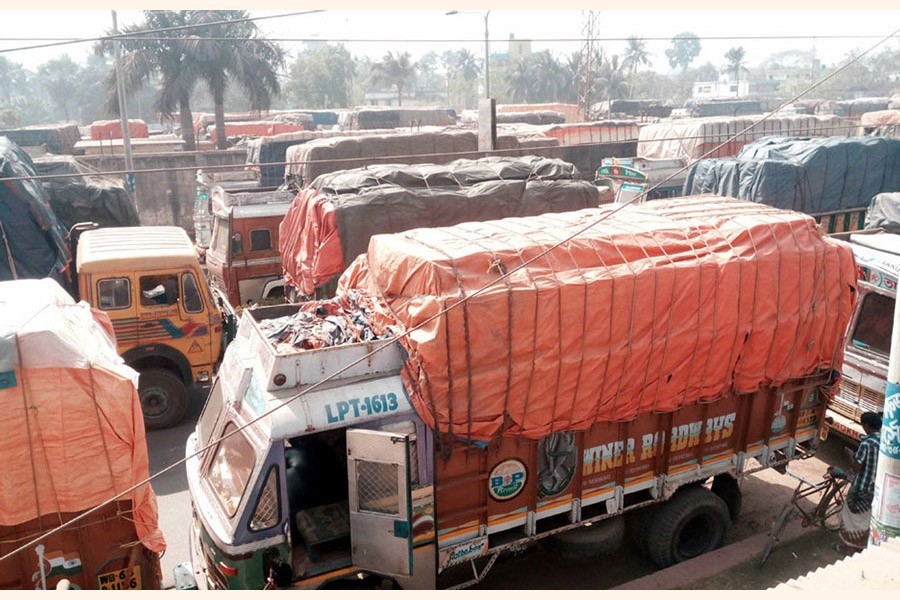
[340,195,857,441]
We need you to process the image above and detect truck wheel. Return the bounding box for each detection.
[711,474,742,521]
[626,505,659,557]
[139,369,189,430]
[542,515,625,559]
[647,486,730,568]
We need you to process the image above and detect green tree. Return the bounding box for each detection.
[96,10,201,149]
[665,32,701,72]
[370,51,417,107]
[696,61,719,82]
[597,54,629,116]
[532,50,566,102]
[724,46,749,84]
[506,57,534,103]
[623,37,651,98]
[35,55,82,122]
[285,44,354,109]
[185,11,285,149]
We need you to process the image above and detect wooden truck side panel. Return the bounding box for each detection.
[434,373,828,556]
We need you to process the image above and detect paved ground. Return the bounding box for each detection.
[146,388,855,590]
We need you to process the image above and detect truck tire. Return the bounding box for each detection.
[626,505,659,557]
[139,369,189,430]
[542,516,625,559]
[647,486,730,568]
[711,474,742,521]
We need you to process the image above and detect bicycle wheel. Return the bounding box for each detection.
[819,484,845,532]
[760,505,795,567]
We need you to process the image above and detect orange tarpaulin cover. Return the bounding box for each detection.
[341,196,857,441]
[0,279,165,553]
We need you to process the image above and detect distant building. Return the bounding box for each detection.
[692,79,750,99]
[508,34,531,62]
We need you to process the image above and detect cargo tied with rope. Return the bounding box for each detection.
[341,195,857,441]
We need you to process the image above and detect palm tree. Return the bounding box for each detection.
[724,46,749,87]
[598,54,629,118]
[370,51,417,107]
[532,50,567,102]
[185,11,285,149]
[623,36,651,98]
[97,11,284,150]
[506,57,533,103]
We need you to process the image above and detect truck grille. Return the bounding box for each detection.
[836,379,885,420]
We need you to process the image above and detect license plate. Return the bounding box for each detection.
[97,565,142,590]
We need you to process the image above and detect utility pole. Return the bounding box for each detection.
[870,292,900,546]
[111,10,137,200]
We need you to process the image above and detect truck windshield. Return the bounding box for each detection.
[208,422,256,517]
[850,292,894,357]
[211,216,230,256]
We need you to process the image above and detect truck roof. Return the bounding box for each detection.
[77,226,199,273]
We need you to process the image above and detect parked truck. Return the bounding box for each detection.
[71,224,234,429]
[186,197,856,589]
[824,229,898,442]
[0,278,165,590]
[203,185,294,307]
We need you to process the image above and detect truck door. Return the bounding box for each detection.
[346,429,413,577]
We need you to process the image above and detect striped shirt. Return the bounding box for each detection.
[848,433,880,513]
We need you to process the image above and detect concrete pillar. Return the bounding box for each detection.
[870,291,900,545]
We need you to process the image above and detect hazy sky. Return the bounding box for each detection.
[1,10,898,73]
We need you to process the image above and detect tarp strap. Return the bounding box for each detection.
[14,332,64,530]
[87,366,125,517]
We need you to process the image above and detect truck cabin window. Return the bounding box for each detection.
[208,422,256,517]
[98,278,131,310]
[851,292,894,357]
[212,217,229,255]
[249,229,272,252]
[140,275,179,307]
[181,272,204,313]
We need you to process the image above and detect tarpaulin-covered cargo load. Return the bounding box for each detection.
[0,278,165,551]
[352,108,456,130]
[865,193,900,233]
[681,99,764,118]
[498,103,581,123]
[0,137,71,285]
[637,114,854,161]
[283,130,561,189]
[280,156,603,296]
[496,111,565,125]
[89,119,149,140]
[245,129,397,188]
[42,175,140,230]
[859,109,900,138]
[510,121,640,178]
[734,136,900,212]
[193,110,313,134]
[832,97,890,118]
[207,120,306,143]
[0,124,81,155]
[341,196,857,440]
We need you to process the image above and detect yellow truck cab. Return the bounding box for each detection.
[76,226,230,429]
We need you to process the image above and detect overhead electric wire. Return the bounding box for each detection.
[0,33,895,45]
[1,21,899,568]
[0,10,323,56]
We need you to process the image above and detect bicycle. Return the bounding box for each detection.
[758,465,851,566]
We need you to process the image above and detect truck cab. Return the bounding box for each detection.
[826,230,898,441]
[76,226,232,429]
[186,304,434,590]
[204,186,294,307]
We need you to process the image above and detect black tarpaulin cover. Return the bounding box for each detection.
[684,136,900,213]
[866,193,900,233]
[0,137,70,283]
